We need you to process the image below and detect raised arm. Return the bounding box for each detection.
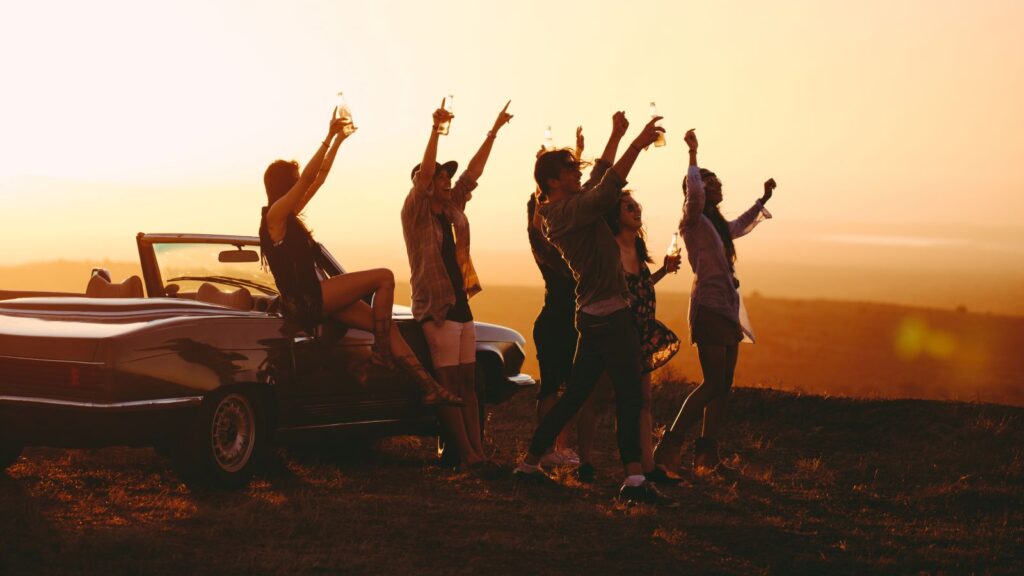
[295,116,355,213]
[728,178,776,238]
[600,111,629,165]
[462,101,513,182]
[581,112,628,191]
[574,125,585,161]
[610,115,664,181]
[267,109,346,238]
[680,129,705,231]
[567,115,664,225]
[412,101,453,197]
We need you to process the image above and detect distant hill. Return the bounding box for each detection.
[4,261,1021,406]
[462,286,1024,408]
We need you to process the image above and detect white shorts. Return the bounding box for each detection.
[422,320,476,369]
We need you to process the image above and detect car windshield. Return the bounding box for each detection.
[154,242,280,295]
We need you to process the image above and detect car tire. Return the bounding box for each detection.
[0,441,23,471]
[172,389,267,489]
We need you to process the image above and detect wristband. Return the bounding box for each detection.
[630,143,643,153]
[487,130,496,139]
[321,140,330,148]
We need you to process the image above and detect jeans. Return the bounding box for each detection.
[528,307,643,465]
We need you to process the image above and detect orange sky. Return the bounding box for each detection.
[2,1,1023,308]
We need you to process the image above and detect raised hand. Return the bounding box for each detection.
[632,116,665,150]
[762,178,777,203]
[575,126,585,156]
[684,129,698,152]
[491,100,513,133]
[611,111,629,139]
[433,98,454,128]
[327,107,347,138]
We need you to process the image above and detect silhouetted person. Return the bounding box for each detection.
[259,107,460,407]
[653,129,776,474]
[515,112,675,506]
[527,124,619,469]
[402,100,512,471]
[575,189,683,485]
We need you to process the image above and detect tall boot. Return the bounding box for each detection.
[370,317,397,370]
[394,353,463,407]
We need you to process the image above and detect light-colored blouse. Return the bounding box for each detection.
[679,165,771,343]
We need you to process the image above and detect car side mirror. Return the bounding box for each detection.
[218,249,260,263]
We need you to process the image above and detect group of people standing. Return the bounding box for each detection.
[258,100,776,506]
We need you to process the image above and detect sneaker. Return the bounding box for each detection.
[576,462,596,484]
[617,482,679,507]
[539,448,581,468]
[513,467,559,486]
[644,466,684,486]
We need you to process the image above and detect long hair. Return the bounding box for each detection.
[263,159,299,206]
[603,190,653,265]
[684,168,736,267]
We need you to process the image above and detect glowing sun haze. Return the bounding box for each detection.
[2,0,1023,311]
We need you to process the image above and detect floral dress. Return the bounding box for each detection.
[626,264,680,374]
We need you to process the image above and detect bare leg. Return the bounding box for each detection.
[652,344,729,470]
[330,299,461,406]
[435,366,483,463]
[701,345,739,440]
[320,269,395,365]
[457,362,485,458]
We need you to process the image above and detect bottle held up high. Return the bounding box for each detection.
[543,125,554,151]
[335,92,357,136]
[437,94,455,135]
[649,102,666,147]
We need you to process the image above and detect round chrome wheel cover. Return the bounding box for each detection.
[210,393,255,473]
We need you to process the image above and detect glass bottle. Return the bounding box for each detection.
[650,101,666,147]
[336,92,357,136]
[437,94,455,135]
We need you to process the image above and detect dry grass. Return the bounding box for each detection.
[2,384,1022,575]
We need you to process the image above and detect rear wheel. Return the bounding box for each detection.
[0,442,23,471]
[172,389,267,489]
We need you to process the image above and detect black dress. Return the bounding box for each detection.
[625,263,680,374]
[259,208,324,334]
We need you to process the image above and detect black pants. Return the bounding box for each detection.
[529,308,643,466]
[533,305,578,400]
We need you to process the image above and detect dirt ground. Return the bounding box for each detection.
[2,384,1021,575]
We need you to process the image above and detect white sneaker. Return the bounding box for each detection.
[539,448,581,468]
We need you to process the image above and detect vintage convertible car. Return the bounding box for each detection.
[0,233,533,487]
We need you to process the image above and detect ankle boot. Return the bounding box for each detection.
[394,354,463,407]
[693,437,720,470]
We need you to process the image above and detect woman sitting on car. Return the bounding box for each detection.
[259,107,460,407]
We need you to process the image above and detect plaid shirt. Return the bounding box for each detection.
[402,172,481,324]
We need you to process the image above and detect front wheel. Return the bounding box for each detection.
[172,389,267,489]
[0,441,23,471]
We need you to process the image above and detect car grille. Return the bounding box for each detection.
[0,356,105,400]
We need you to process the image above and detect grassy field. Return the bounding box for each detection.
[2,383,1021,575]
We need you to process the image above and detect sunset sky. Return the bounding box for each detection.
[2,1,1023,309]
